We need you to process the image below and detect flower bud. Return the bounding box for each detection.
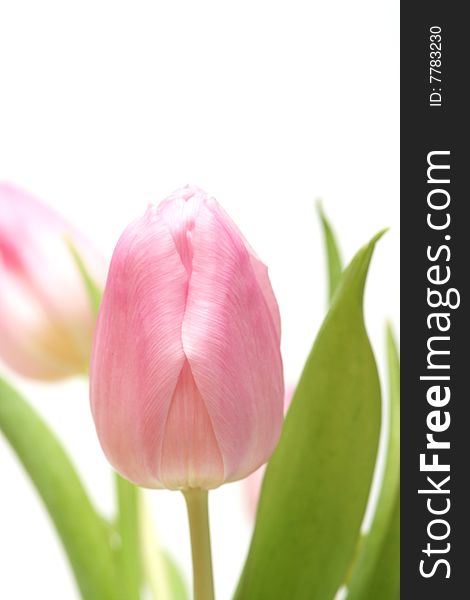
[90,185,284,490]
[0,183,106,380]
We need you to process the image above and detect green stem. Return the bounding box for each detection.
[183,490,215,600]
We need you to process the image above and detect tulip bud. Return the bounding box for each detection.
[0,183,106,380]
[90,185,284,490]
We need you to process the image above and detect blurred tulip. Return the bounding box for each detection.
[244,385,295,516]
[0,183,106,380]
[90,185,284,490]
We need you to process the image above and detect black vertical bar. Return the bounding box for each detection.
[401,3,468,598]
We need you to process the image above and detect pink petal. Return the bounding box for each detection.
[209,199,281,341]
[181,198,284,482]
[243,384,296,517]
[90,207,188,488]
[160,360,224,489]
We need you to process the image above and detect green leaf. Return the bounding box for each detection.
[162,551,189,600]
[234,231,384,600]
[0,378,118,600]
[114,474,142,600]
[346,324,400,600]
[316,201,343,304]
[65,237,102,316]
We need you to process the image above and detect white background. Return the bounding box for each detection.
[0,1,399,598]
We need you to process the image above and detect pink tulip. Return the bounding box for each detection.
[0,183,106,380]
[90,185,284,490]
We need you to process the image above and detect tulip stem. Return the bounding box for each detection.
[183,489,215,600]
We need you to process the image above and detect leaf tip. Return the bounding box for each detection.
[370,227,389,246]
[385,320,395,339]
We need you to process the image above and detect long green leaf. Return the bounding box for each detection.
[235,232,384,600]
[316,201,343,304]
[0,378,117,600]
[162,551,189,600]
[346,324,400,600]
[115,474,142,600]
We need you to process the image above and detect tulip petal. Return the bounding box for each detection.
[181,200,284,482]
[246,254,281,343]
[209,199,281,341]
[157,185,205,274]
[160,360,224,490]
[0,183,105,318]
[90,208,188,488]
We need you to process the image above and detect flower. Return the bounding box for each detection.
[0,183,106,380]
[90,185,284,490]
